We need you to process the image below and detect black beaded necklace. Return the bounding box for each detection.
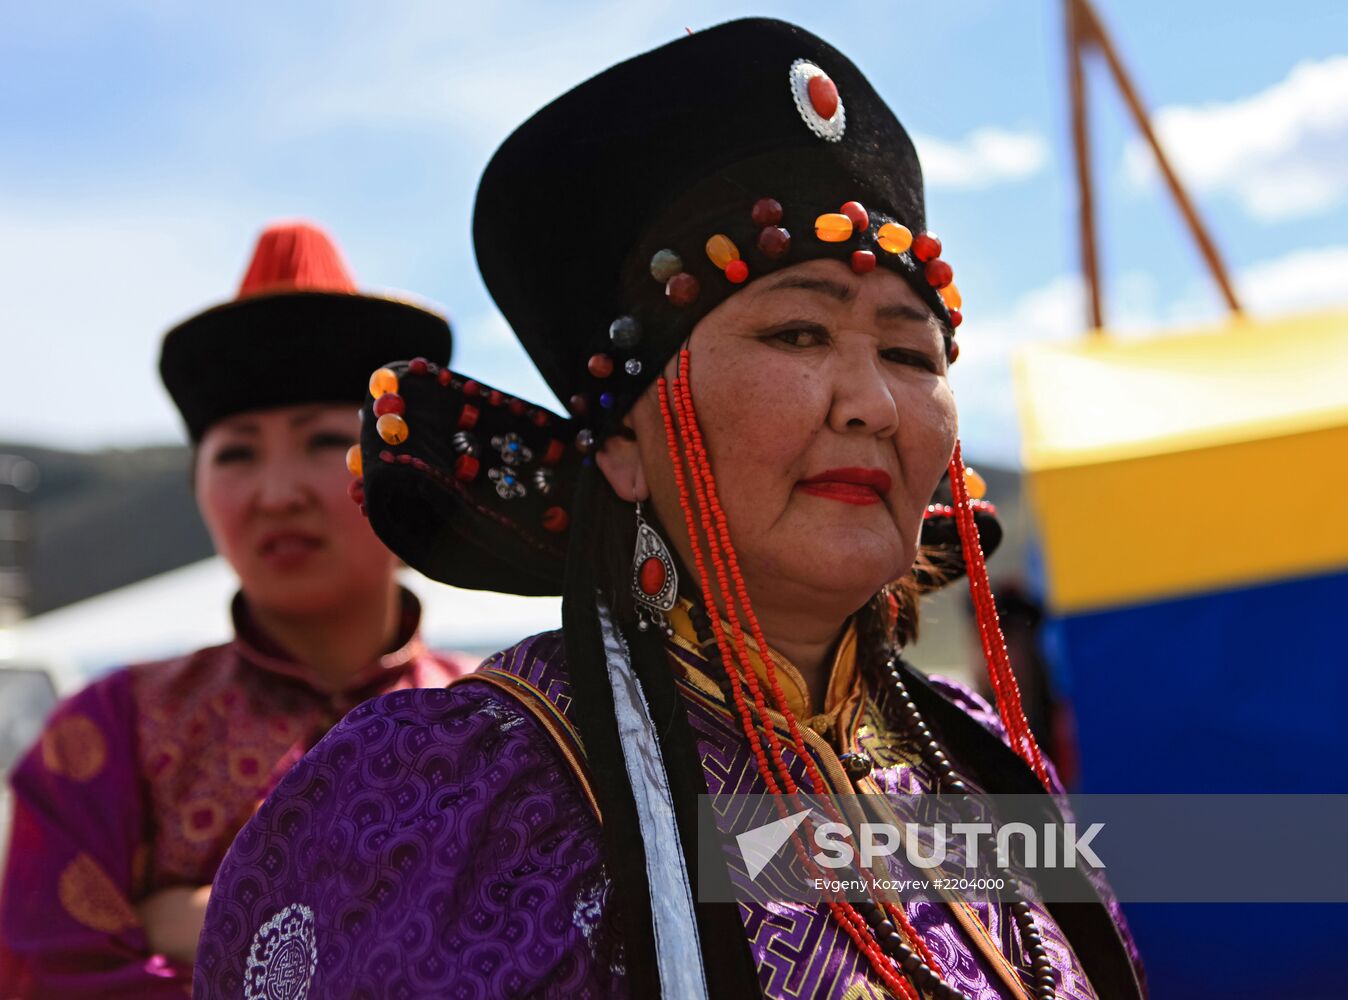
[842,657,1057,1000]
[686,601,1056,1000]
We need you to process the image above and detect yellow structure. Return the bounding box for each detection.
[1015,309,1348,613]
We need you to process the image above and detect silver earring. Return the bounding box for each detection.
[631,501,677,635]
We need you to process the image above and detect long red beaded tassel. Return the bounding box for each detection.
[659,373,924,1000]
[665,358,943,981]
[661,353,950,993]
[658,374,922,1000]
[670,355,945,977]
[948,440,1051,789]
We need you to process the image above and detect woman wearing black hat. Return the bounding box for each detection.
[196,23,1145,1000]
[0,222,472,997]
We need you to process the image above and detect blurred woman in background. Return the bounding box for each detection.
[0,221,473,997]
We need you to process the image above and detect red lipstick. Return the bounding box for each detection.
[796,467,892,506]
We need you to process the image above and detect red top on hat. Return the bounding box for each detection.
[237,221,357,298]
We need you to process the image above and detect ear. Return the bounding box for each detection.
[595,428,649,503]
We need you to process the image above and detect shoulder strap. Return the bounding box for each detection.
[452,668,600,821]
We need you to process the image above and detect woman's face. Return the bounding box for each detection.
[195,403,398,616]
[619,258,957,618]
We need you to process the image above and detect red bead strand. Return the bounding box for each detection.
[666,353,941,989]
[673,353,943,979]
[949,441,1051,788]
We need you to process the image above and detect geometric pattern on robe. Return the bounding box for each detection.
[193,624,1144,999]
[0,588,471,998]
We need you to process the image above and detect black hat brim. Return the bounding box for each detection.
[160,291,452,441]
[914,501,1003,591]
[358,362,580,597]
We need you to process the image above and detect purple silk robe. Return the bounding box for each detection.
[195,629,1144,999]
[0,591,469,998]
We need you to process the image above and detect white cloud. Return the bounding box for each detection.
[915,127,1049,190]
[1125,55,1348,220]
[1236,244,1348,313]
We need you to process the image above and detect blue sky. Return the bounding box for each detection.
[3,1,1345,465]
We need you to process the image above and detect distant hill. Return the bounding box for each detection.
[0,441,213,614]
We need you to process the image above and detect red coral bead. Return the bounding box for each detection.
[454,454,479,481]
[347,478,364,504]
[751,197,783,227]
[488,389,504,406]
[949,308,964,328]
[639,556,666,596]
[407,357,429,375]
[532,409,549,427]
[913,232,942,262]
[840,201,869,232]
[588,353,614,378]
[543,440,565,466]
[925,258,954,289]
[458,404,479,429]
[543,506,569,533]
[437,369,452,386]
[757,226,791,260]
[665,272,700,306]
[725,259,749,284]
[462,379,482,397]
[372,393,405,417]
[850,250,876,274]
[508,398,526,416]
[949,340,960,364]
[808,74,839,120]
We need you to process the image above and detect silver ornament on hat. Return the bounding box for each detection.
[488,466,527,500]
[491,432,533,466]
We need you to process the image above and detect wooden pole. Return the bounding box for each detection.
[1075,0,1244,317]
[1067,0,1105,331]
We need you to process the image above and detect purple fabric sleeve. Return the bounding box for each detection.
[0,669,190,997]
[193,683,625,1000]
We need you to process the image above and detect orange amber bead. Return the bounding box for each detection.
[368,367,398,398]
[876,222,913,254]
[840,201,869,232]
[376,413,409,445]
[808,74,839,120]
[543,505,569,533]
[705,234,740,270]
[964,466,987,500]
[345,445,362,476]
[940,282,962,310]
[666,272,700,306]
[814,213,853,242]
[751,197,783,227]
[913,232,942,262]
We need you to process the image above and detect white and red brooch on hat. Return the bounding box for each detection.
[789,59,846,142]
